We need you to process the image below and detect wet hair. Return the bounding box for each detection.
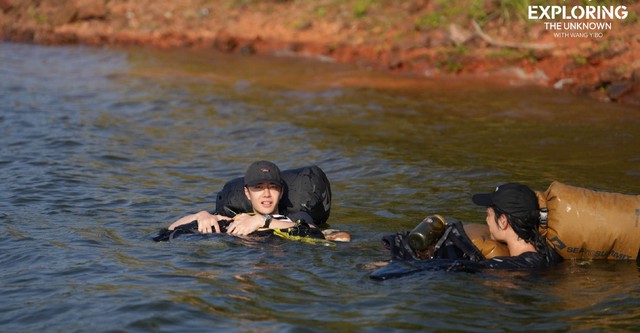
[492,206,553,262]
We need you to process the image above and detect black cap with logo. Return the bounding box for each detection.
[472,183,539,218]
[243,160,283,187]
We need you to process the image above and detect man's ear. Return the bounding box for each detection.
[498,214,509,230]
[244,186,250,200]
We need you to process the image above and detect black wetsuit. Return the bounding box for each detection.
[444,250,560,272]
[472,251,551,269]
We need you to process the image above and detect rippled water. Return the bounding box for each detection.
[1,42,639,332]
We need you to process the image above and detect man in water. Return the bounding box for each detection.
[470,183,560,268]
[168,160,313,236]
[373,183,561,279]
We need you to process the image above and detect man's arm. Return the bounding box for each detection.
[227,213,297,236]
[168,211,228,233]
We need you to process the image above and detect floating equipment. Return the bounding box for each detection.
[538,181,640,260]
[408,215,447,253]
[215,165,332,225]
[373,218,486,279]
[382,218,485,262]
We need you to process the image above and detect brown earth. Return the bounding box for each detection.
[1,0,639,106]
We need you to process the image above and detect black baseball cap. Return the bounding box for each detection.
[243,160,283,187]
[472,183,539,217]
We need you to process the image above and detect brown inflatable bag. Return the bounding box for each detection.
[541,181,640,260]
[463,223,510,259]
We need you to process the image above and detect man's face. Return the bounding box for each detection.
[485,207,500,241]
[485,207,507,242]
[244,182,282,215]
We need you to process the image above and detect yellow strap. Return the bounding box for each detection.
[235,213,334,245]
[271,228,336,246]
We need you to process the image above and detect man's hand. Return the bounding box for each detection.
[168,211,227,233]
[227,213,265,236]
[195,211,227,233]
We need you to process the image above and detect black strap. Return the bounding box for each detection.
[433,219,485,261]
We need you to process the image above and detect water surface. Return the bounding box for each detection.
[1,42,639,332]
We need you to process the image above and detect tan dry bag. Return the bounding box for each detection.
[539,181,640,260]
[463,223,509,259]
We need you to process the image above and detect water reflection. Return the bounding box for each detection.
[1,42,639,332]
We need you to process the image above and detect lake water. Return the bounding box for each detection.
[1,42,639,332]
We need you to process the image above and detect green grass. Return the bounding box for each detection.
[353,0,376,18]
[436,45,468,73]
[414,0,535,30]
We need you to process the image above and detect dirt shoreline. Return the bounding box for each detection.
[2,0,639,106]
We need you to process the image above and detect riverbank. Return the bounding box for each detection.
[2,0,639,106]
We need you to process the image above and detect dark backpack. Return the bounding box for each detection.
[214,165,332,225]
[381,218,485,261]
